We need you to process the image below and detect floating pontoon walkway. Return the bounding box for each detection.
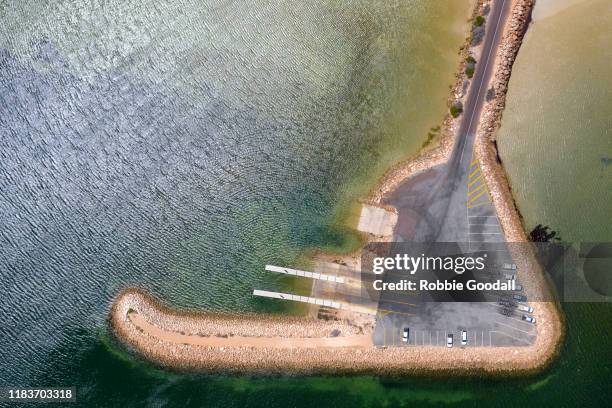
[252,289,377,315]
[252,289,343,309]
[265,265,345,284]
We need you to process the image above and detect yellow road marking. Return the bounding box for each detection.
[468,182,486,197]
[471,158,478,166]
[468,188,488,205]
[469,167,480,178]
[384,289,419,298]
[382,299,417,308]
[381,319,387,344]
[468,174,483,188]
[468,199,491,209]
[379,309,415,317]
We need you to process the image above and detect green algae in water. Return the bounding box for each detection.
[525,374,556,392]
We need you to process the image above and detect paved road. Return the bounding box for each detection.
[386,0,513,244]
[454,0,512,169]
[374,0,537,347]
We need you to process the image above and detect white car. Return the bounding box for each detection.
[461,330,468,346]
[522,315,536,324]
[503,263,517,270]
[402,328,410,343]
[447,333,454,348]
[504,273,516,281]
[518,304,534,313]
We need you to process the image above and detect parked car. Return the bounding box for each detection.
[518,304,534,313]
[514,283,523,291]
[522,315,536,324]
[402,328,410,343]
[513,294,527,302]
[503,263,517,270]
[504,273,516,281]
[500,307,514,317]
[461,330,468,346]
[447,333,454,348]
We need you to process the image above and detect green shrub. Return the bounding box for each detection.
[450,104,463,118]
[465,67,475,78]
[474,16,485,27]
[466,56,476,64]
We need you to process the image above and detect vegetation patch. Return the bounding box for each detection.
[450,101,463,118]
[422,125,441,148]
[471,16,486,45]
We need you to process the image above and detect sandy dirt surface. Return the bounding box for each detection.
[128,310,373,349]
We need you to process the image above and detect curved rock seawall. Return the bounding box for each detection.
[112,285,561,375]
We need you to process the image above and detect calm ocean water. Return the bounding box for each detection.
[1,0,609,406]
[498,0,611,242]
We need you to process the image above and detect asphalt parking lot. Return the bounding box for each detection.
[372,156,537,348]
[374,300,536,347]
[372,247,537,348]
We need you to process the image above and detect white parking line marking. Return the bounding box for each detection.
[495,319,536,335]
[490,330,532,345]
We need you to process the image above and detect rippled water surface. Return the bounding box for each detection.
[0,0,473,401]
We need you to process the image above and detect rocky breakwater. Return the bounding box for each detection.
[112,284,564,375]
[474,0,565,367]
